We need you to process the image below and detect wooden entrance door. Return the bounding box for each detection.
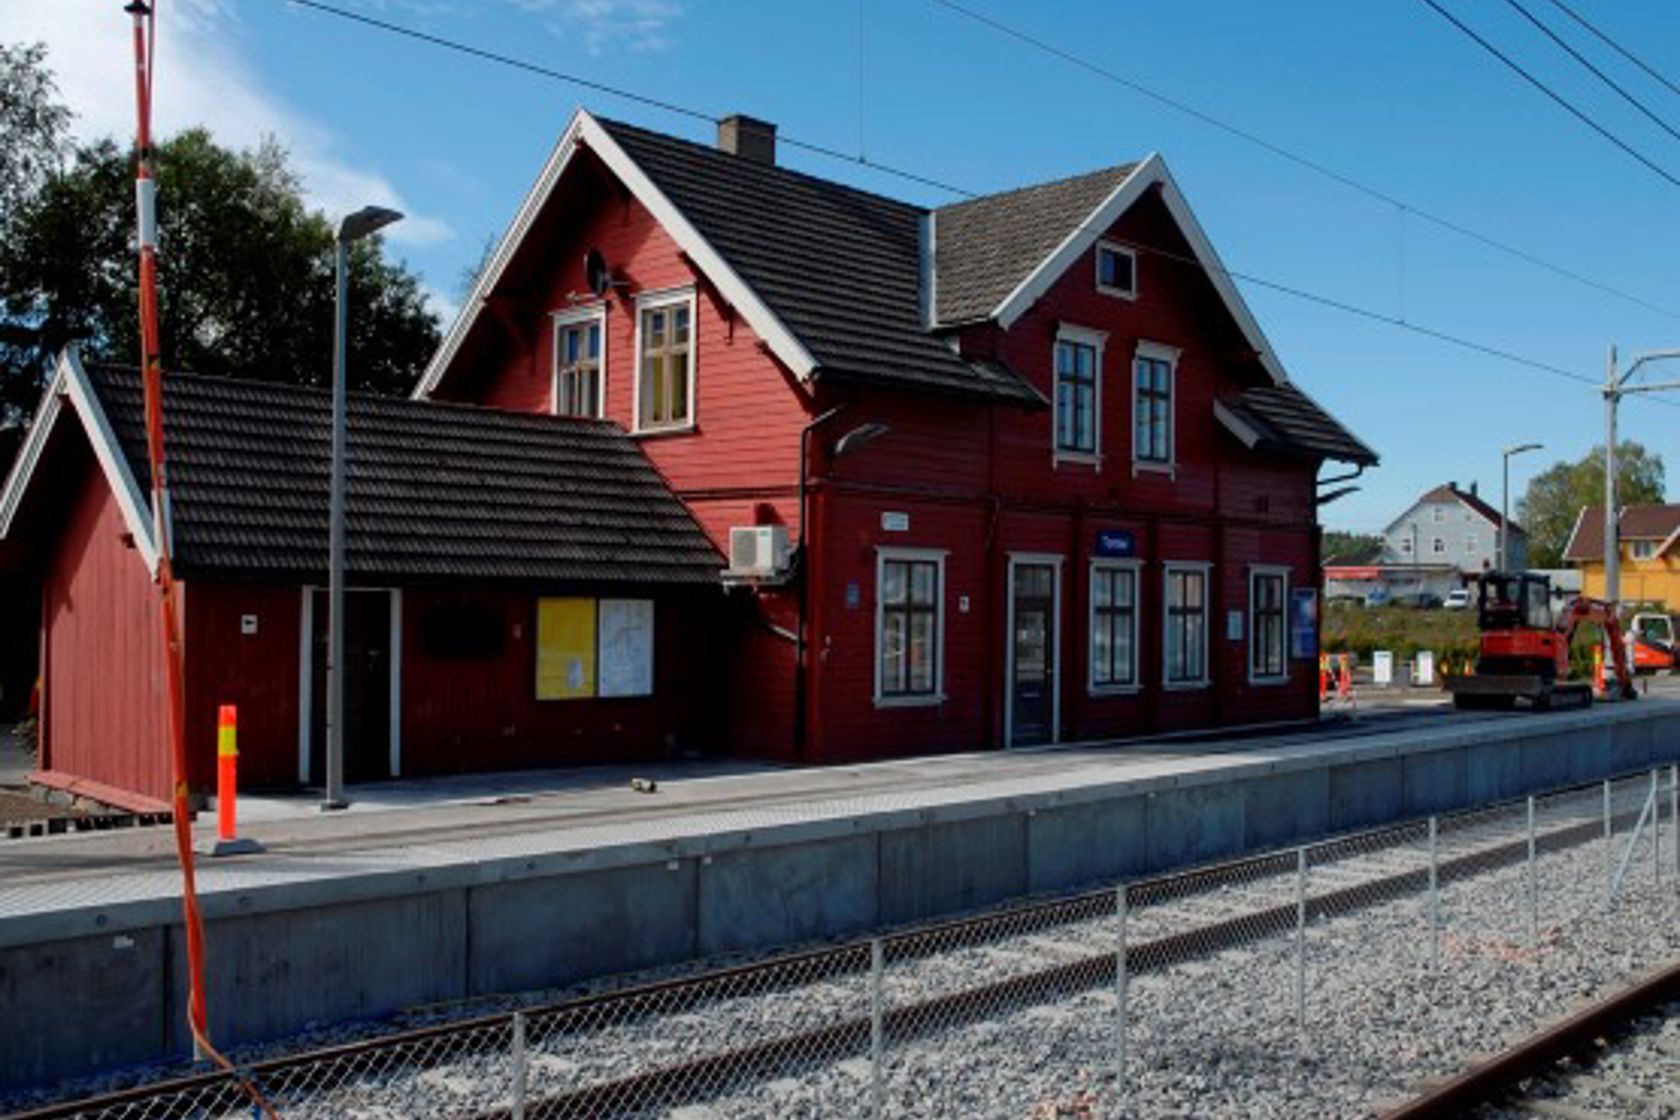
[309,589,392,784]
[1010,562,1057,746]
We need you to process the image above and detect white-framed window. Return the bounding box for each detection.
[1095,240,1137,300]
[1054,324,1105,460]
[1432,538,1446,555]
[1399,537,1414,555]
[1089,560,1140,693]
[1249,566,1288,684]
[634,287,696,433]
[1133,340,1179,471]
[552,305,606,418]
[1632,539,1657,561]
[1465,536,1478,555]
[1432,507,1445,523]
[1163,562,1210,687]
[875,547,946,705]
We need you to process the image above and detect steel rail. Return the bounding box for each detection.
[1378,958,1680,1120]
[9,789,1626,1120]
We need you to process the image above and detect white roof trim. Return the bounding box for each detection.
[414,109,818,399]
[1,348,159,574]
[990,153,1287,385]
[1561,504,1590,563]
[1212,398,1263,450]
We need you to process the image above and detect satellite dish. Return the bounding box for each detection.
[584,248,612,297]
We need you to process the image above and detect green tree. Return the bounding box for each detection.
[1517,443,1666,567]
[0,43,70,221]
[1321,530,1383,564]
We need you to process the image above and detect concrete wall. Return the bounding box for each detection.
[4,703,1679,1092]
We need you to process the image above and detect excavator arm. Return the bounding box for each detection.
[1558,597,1639,701]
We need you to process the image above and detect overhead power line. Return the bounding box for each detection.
[926,0,1680,324]
[1542,0,1680,104]
[277,0,1672,407]
[1418,0,1680,191]
[1501,0,1680,145]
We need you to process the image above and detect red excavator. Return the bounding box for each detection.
[1445,571,1638,711]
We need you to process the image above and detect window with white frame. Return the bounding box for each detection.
[1164,564,1208,685]
[1432,507,1445,523]
[876,551,943,701]
[636,290,695,432]
[1134,342,1177,467]
[552,308,605,418]
[1632,539,1657,561]
[1432,538,1446,555]
[1095,241,1137,299]
[1054,327,1103,457]
[1249,568,1287,682]
[1090,561,1138,690]
[1400,537,1414,555]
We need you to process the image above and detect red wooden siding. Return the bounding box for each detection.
[40,464,170,801]
[182,582,305,790]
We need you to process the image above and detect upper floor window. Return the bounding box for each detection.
[1632,539,1657,561]
[635,288,695,433]
[1399,537,1414,555]
[1095,241,1137,299]
[1432,507,1446,523]
[552,307,605,418]
[1134,341,1178,469]
[1054,326,1104,459]
[1432,538,1446,555]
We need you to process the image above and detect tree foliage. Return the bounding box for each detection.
[1517,442,1666,567]
[1321,530,1383,564]
[0,44,440,469]
[0,43,70,221]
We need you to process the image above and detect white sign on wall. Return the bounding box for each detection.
[598,599,655,698]
[1373,650,1393,686]
[1414,650,1435,687]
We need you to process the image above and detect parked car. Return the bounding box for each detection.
[1443,588,1472,611]
[1398,591,1443,609]
[1363,587,1392,608]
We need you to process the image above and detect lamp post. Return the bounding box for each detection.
[1500,442,1542,573]
[323,205,402,811]
[1602,346,1680,608]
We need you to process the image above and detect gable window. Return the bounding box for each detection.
[635,288,696,433]
[876,549,945,704]
[1432,507,1445,523]
[1054,326,1104,459]
[552,307,605,418]
[1432,538,1446,555]
[1249,567,1288,684]
[1134,341,1178,470]
[1632,539,1657,561]
[1090,561,1139,691]
[1400,537,1414,555]
[1164,563,1209,687]
[1095,241,1137,299]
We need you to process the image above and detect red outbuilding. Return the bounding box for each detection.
[419,110,1376,762]
[0,110,1376,806]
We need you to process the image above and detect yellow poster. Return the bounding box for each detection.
[536,598,596,700]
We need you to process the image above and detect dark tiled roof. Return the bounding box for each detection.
[88,366,723,585]
[1564,505,1680,561]
[1216,384,1378,466]
[1416,483,1517,531]
[933,165,1137,326]
[596,118,1043,406]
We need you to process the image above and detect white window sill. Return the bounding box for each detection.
[632,422,697,438]
[1163,678,1210,692]
[1088,683,1141,698]
[1133,459,1174,478]
[1097,284,1137,301]
[874,693,946,709]
[1054,450,1101,468]
[1247,674,1288,687]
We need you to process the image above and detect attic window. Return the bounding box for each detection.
[1632,539,1657,561]
[1096,241,1137,300]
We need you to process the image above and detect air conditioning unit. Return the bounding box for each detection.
[728,525,791,578]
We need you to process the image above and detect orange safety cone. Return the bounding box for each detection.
[1319,654,1331,702]
[1593,644,1605,695]
[201,705,262,857]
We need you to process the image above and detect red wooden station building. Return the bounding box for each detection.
[0,110,1374,808]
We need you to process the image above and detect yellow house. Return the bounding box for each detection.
[1565,505,1680,607]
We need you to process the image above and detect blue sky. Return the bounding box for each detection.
[9,0,1680,534]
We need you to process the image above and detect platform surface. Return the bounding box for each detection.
[0,688,1675,947]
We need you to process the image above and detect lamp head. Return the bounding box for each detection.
[338,206,404,244]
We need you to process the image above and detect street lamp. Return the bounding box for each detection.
[1602,346,1680,608]
[1500,442,1542,573]
[323,205,402,811]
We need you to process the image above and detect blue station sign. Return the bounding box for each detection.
[1093,529,1137,558]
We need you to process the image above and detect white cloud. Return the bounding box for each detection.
[1,0,452,247]
[515,0,684,55]
[419,283,460,328]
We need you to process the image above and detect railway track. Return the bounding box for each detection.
[9,782,1634,1120]
[1380,958,1680,1120]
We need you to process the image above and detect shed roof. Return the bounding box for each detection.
[1214,384,1378,466]
[86,364,723,585]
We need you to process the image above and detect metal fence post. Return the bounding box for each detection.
[1526,795,1538,948]
[1672,764,1679,885]
[870,937,884,1120]
[1428,816,1440,968]
[1294,846,1307,1030]
[1604,778,1614,906]
[510,1011,527,1120]
[1115,883,1128,1106]
[1653,769,1662,890]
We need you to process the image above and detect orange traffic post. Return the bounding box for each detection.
[1593,644,1605,696]
[202,704,262,857]
[1318,655,1330,702]
[1337,653,1353,700]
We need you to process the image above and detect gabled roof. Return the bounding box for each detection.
[1,352,723,586]
[933,164,1137,325]
[1213,384,1377,466]
[1564,504,1680,562]
[1414,483,1518,532]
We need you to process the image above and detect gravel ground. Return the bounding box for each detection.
[1477,998,1680,1119]
[9,781,1679,1120]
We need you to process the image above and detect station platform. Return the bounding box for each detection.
[5,695,1680,1092]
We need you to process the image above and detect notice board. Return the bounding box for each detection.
[598,599,655,697]
[536,597,596,700]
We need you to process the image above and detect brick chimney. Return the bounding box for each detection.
[717,115,776,165]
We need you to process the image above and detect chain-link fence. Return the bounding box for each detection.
[12,767,1680,1120]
